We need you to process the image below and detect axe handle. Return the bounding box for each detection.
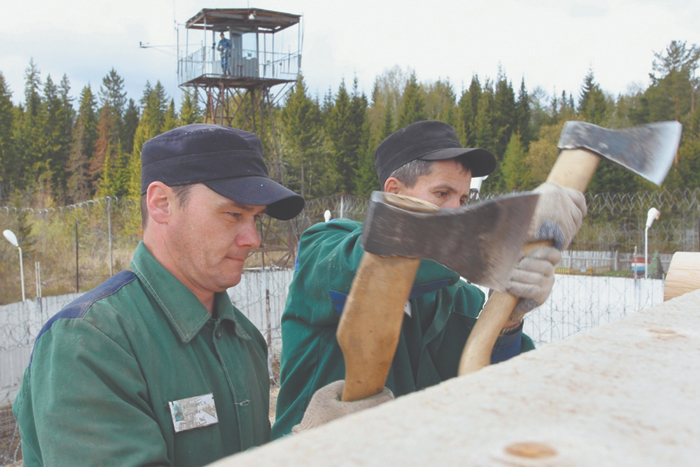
[458,148,600,376]
[337,253,421,401]
[337,193,439,402]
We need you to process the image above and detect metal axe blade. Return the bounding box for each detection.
[361,191,540,292]
[558,121,682,186]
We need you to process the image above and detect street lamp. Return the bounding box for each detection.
[3,229,26,301]
[645,208,660,279]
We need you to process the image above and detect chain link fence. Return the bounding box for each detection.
[1,188,699,464]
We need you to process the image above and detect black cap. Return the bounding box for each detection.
[141,124,304,220]
[374,120,496,187]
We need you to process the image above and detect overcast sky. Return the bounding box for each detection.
[1,0,698,108]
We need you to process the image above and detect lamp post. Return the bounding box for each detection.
[645,208,660,279]
[3,229,26,301]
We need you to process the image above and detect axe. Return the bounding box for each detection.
[458,120,683,376]
[336,190,540,401]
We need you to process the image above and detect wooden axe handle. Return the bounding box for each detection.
[458,148,600,376]
[337,194,439,402]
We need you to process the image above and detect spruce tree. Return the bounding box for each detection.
[0,72,14,198]
[122,99,140,155]
[458,75,481,148]
[397,71,426,128]
[578,70,607,124]
[14,59,45,192]
[163,99,178,132]
[326,80,355,193]
[492,70,516,159]
[77,85,98,166]
[179,89,202,125]
[280,74,328,197]
[66,120,91,202]
[99,68,127,144]
[514,78,532,148]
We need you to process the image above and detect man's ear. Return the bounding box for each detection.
[146,182,173,225]
[384,177,403,194]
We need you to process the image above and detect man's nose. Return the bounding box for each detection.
[237,218,261,249]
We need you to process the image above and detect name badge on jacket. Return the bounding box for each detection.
[168,393,218,433]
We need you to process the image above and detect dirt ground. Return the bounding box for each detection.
[269,385,280,425]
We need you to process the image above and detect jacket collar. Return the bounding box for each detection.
[130,242,249,343]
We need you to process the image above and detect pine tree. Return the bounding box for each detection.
[381,99,394,140]
[46,74,75,200]
[280,74,331,198]
[0,72,14,198]
[179,89,202,125]
[458,75,481,148]
[122,99,139,155]
[474,89,498,191]
[66,120,91,202]
[578,70,608,124]
[76,85,98,190]
[326,80,355,193]
[492,70,516,159]
[514,78,532,148]
[99,68,127,144]
[397,71,426,128]
[163,99,178,132]
[14,59,45,192]
[349,78,370,194]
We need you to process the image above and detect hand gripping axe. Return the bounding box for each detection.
[458,120,683,376]
[336,190,539,401]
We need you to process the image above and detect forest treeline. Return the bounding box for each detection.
[0,40,699,213]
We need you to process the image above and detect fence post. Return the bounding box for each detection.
[75,221,79,293]
[108,197,113,277]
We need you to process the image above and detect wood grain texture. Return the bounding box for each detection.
[664,252,700,301]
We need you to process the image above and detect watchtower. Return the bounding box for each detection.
[178,7,302,180]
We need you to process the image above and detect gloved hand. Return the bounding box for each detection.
[527,182,587,250]
[292,380,394,434]
[507,246,561,321]
[503,183,586,321]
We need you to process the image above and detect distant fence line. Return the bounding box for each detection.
[2,189,698,304]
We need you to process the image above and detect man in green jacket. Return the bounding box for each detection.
[13,124,325,466]
[273,120,586,438]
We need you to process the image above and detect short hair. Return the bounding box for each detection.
[387,156,472,189]
[141,184,195,230]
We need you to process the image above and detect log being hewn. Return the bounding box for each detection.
[209,289,700,467]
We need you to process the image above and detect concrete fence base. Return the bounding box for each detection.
[211,289,700,467]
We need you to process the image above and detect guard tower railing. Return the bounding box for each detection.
[178,47,301,85]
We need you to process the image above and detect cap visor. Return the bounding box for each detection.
[420,147,496,177]
[204,177,305,220]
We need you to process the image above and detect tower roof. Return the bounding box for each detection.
[185,8,301,34]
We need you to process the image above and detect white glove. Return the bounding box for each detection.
[292,381,394,434]
[507,246,562,320]
[527,182,587,250]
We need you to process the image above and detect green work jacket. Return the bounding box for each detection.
[272,219,534,439]
[13,242,270,466]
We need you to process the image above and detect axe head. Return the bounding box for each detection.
[361,191,539,291]
[558,121,682,186]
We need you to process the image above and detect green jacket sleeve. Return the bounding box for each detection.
[13,304,171,467]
